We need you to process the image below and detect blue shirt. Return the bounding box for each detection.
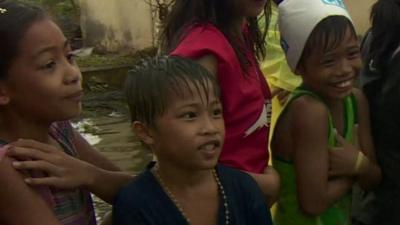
[113,164,273,225]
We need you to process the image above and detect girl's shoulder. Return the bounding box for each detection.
[184,23,226,40]
[0,155,61,225]
[283,94,331,140]
[171,23,236,62]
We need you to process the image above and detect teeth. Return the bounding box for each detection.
[204,144,214,151]
[336,80,352,88]
[202,144,215,151]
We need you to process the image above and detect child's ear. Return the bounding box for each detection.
[131,121,155,145]
[0,83,10,105]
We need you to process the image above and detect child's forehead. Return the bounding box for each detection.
[160,79,218,107]
[167,82,218,102]
[19,19,67,56]
[310,24,357,54]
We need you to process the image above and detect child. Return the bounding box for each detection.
[160,0,280,205]
[0,1,131,224]
[358,0,400,224]
[113,56,273,225]
[271,0,381,224]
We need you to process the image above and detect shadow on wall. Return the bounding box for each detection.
[80,0,153,54]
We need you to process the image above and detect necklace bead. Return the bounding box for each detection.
[154,168,230,225]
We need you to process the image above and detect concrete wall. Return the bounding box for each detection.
[344,0,376,35]
[79,0,376,52]
[80,0,155,53]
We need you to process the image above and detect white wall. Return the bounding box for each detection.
[344,0,376,35]
[80,0,155,53]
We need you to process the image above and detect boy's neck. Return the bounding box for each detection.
[0,112,52,143]
[154,161,215,190]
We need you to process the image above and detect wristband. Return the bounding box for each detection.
[354,151,364,174]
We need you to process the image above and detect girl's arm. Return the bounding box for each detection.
[0,157,60,225]
[244,167,280,207]
[291,96,353,216]
[72,130,133,203]
[352,89,381,189]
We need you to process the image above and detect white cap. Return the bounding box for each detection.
[278,0,353,72]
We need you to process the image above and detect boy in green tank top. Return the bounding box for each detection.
[271,0,382,225]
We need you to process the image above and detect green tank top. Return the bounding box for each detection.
[273,88,357,225]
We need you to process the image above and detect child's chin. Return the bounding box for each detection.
[328,88,353,99]
[200,159,219,170]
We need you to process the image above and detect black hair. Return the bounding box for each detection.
[0,0,47,79]
[159,0,271,72]
[124,56,220,127]
[298,16,358,68]
[369,0,400,70]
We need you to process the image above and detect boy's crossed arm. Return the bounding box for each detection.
[291,96,354,216]
[328,89,381,190]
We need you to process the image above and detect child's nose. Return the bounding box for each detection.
[63,64,81,85]
[200,116,219,135]
[337,58,353,76]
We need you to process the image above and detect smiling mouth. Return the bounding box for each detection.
[336,80,352,88]
[332,78,354,89]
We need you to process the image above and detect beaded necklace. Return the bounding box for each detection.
[153,168,230,225]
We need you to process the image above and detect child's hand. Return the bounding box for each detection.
[6,139,95,189]
[328,127,360,178]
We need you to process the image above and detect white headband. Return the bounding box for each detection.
[278,0,353,72]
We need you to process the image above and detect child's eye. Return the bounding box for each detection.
[212,108,223,118]
[348,50,360,59]
[321,59,336,67]
[181,112,197,119]
[40,61,56,70]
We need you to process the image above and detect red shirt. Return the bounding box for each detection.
[171,23,272,173]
